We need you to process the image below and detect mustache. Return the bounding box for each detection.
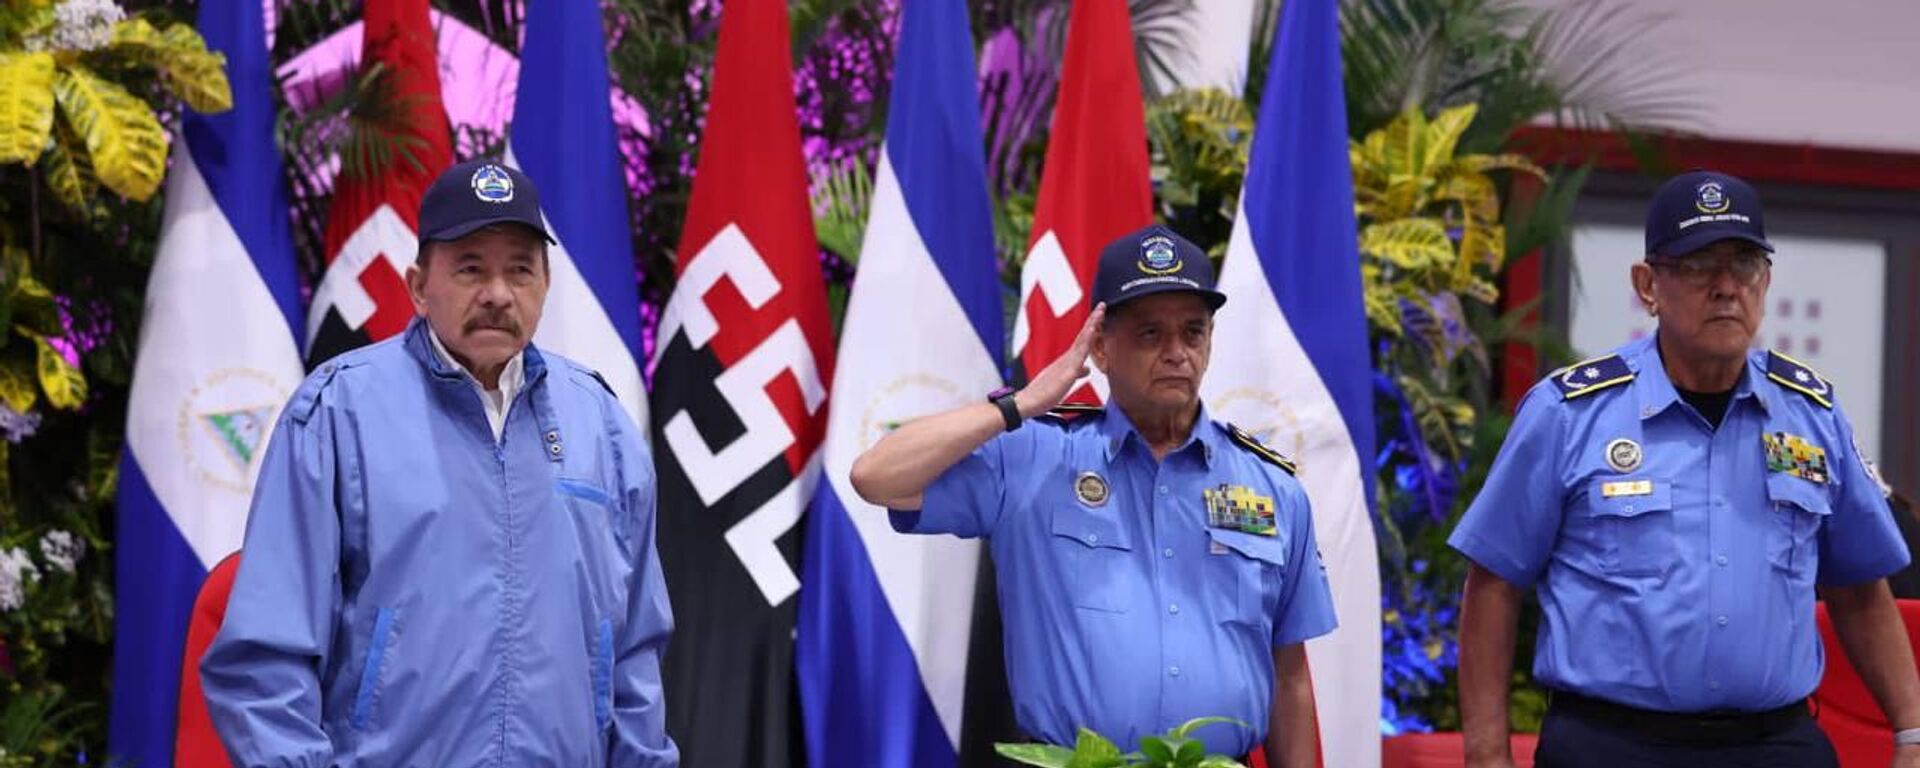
[463,313,522,335]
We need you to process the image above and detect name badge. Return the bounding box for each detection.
[1600,480,1653,498]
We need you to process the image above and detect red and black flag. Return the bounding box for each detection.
[647,0,834,764]
[304,0,453,367]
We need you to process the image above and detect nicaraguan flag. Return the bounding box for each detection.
[109,0,306,763]
[508,0,648,428]
[795,0,1004,765]
[1200,0,1381,765]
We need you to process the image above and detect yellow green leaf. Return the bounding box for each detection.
[0,360,36,413]
[1379,108,1431,179]
[52,65,170,201]
[1458,153,1548,179]
[33,335,86,410]
[111,18,233,114]
[1435,170,1499,225]
[0,51,57,165]
[40,117,102,216]
[1361,218,1454,270]
[1423,104,1479,171]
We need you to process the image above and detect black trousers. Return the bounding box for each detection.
[1533,702,1840,768]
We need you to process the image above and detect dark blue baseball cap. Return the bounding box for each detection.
[418,159,555,247]
[1090,224,1227,311]
[1644,170,1773,259]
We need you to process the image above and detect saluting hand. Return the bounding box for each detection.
[1015,303,1105,419]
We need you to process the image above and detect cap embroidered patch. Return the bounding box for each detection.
[1695,180,1730,214]
[1138,234,1182,275]
[471,164,515,204]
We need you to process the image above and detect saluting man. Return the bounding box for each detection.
[852,224,1336,766]
[1451,170,1920,768]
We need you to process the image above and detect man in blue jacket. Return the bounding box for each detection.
[201,160,677,767]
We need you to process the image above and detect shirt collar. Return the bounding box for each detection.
[1098,400,1217,466]
[1627,333,1767,421]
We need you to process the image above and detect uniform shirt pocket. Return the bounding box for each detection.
[557,477,628,545]
[1583,478,1676,578]
[1205,528,1287,630]
[1765,474,1831,579]
[1049,504,1134,613]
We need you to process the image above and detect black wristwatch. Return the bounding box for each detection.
[987,386,1022,432]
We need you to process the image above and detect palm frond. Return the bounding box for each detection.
[809,156,872,264]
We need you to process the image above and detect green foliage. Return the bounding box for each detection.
[996,718,1250,768]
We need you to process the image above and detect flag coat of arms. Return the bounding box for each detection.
[795,0,1003,765]
[1202,0,1382,763]
[649,0,833,763]
[109,0,305,763]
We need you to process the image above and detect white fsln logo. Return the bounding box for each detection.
[656,223,827,605]
[1010,230,1083,357]
[304,204,414,352]
[1010,229,1109,400]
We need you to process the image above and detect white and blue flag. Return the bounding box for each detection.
[509,0,648,427]
[796,0,1003,764]
[109,0,306,763]
[1202,0,1382,764]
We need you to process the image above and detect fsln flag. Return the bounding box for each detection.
[305,0,453,367]
[1201,0,1381,764]
[109,0,306,762]
[648,0,833,764]
[795,0,1002,766]
[1010,0,1152,401]
[510,0,649,428]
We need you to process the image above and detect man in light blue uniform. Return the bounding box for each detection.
[851,225,1337,766]
[200,161,677,766]
[1452,170,1920,768]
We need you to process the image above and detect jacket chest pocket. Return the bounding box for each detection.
[1584,478,1676,577]
[1205,528,1286,630]
[1766,474,1830,580]
[1049,504,1135,613]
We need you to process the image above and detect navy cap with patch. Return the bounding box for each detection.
[1090,224,1227,311]
[418,159,556,246]
[1644,170,1772,259]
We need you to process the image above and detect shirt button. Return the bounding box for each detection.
[549,443,563,456]
[546,430,559,443]
[1163,548,1175,559]
[1168,603,1179,615]
[1624,504,1634,514]
[1157,485,1169,495]
[1716,554,1729,566]
[1716,615,1729,627]
[1085,533,1098,545]
[1168,666,1180,677]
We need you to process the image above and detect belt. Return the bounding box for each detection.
[1548,690,1811,746]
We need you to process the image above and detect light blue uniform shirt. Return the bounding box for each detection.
[201,319,678,767]
[1450,335,1907,713]
[893,403,1338,755]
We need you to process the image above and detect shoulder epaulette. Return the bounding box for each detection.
[566,362,618,400]
[288,360,352,424]
[1550,354,1634,400]
[1225,423,1297,475]
[1766,350,1834,409]
[1036,402,1103,423]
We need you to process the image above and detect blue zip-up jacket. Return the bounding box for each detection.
[201,319,677,767]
